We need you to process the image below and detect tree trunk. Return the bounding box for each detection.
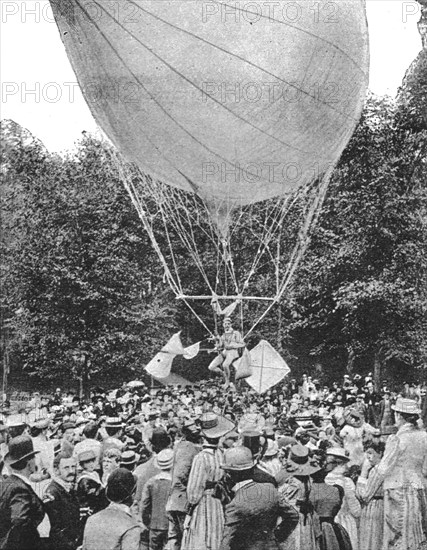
[346,347,355,375]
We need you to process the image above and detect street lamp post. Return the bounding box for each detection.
[72,350,87,401]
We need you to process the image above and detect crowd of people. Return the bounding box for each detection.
[1,372,427,550]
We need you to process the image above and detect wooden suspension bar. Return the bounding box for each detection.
[176,295,276,301]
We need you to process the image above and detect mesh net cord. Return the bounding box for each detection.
[244,165,334,338]
[113,151,332,339]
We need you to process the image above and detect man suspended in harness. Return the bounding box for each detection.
[208,317,246,388]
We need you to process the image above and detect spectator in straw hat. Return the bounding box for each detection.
[134,428,172,515]
[102,418,125,452]
[0,435,45,550]
[120,450,140,472]
[141,449,174,550]
[82,468,141,550]
[377,397,427,550]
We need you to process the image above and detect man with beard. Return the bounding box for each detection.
[0,436,45,550]
[166,419,201,550]
[43,453,81,550]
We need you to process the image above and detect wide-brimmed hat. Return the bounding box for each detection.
[264,439,279,457]
[326,447,350,462]
[286,444,321,476]
[200,413,235,438]
[221,446,255,471]
[120,450,140,467]
[106,468,136,503]
[155,449,174,470]
[31,418,50,430]
[392,398,421,415]
[78,450,97,464]
[5,435,40,467]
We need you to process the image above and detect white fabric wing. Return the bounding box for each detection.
[183,342,200,360]
[161,332,185,355]
[145,351,175,378]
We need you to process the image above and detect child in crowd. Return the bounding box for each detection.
[140,448,174,550]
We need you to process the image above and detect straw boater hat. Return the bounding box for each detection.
[200,413,235,439]
[155,449,174,470]
[392,398,421,415]
[120,450,140,467]
[286,444,321,476]
[105,417,124,429]
[5,435,40,467]
[326,447,350,462]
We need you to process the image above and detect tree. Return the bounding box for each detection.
[286,86,427,384]
[1,123,179,393]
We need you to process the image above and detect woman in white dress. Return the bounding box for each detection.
[377,398,427,550]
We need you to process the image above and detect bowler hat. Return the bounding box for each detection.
[6,435,40,467]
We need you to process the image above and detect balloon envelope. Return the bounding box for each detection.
[50,0,369,212]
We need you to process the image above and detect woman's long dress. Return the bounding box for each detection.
[279,476,320,550]
[181,445,225,550]
[325,467,361,550]
[356,465,384,550]
[377,423,427,550]
[310,482,352,550]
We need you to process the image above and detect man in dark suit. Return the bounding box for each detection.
[43,452,81,550]
[166,419,200,550]
[0,435,45,550]
[219,446,298,550]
